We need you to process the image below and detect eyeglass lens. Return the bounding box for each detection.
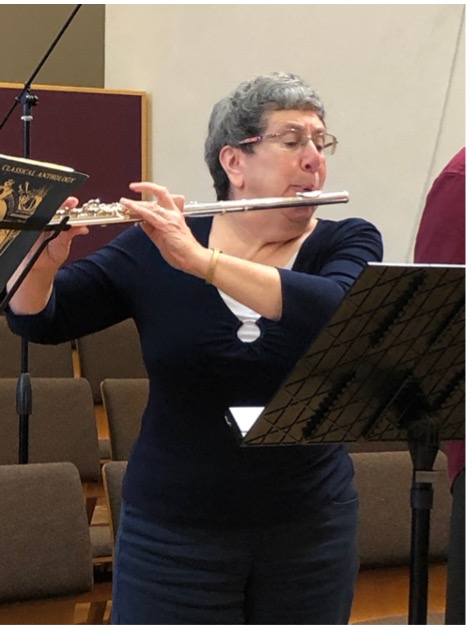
[273,129,336,153]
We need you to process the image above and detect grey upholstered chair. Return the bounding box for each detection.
[102,460,128,545]
[100,378,148,460]
[353,450,451,568]
[0,377,112,563]
[101,459,127,624]
[0,462,93,604]
[76,319,147,404]
[0,377,100,480]
[0,315,74,379]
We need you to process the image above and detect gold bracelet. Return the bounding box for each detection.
[205,248,221,285]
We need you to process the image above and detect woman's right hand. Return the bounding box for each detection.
[6,197,89,314]
[23,197,89,272]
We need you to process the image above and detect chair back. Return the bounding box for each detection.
[101,378,148,460]
[0,315,74,378]
[0,462,93,602]
[102,460,127,544]
[76,319,147,403]
[352,450,452,568]
[0,377,100,482]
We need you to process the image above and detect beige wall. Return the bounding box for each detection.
[1,5,463,262]
[0,5,104,87]
[104,4,465,263]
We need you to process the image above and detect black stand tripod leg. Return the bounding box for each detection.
[407,434,439,625]
[17,361,32,464]
[409,479,434,623]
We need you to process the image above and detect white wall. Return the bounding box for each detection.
[104,4,465,262]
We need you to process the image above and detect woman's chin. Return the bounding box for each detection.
[283,206,316,222]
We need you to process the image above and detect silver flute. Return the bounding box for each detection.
[47,190,349,228]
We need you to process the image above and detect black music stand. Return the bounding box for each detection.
[228,262,465,625]
[0,216,72,464]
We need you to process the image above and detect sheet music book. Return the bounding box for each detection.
[227,263,465,447]
[0,153,88,293]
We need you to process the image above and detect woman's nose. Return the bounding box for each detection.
[300,141,324,172]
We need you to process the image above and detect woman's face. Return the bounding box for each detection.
[230,109,329,220]
[220,110,326,221]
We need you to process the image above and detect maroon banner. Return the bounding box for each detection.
[0,83,147,261]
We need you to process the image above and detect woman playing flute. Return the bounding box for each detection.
[6,72,383,625]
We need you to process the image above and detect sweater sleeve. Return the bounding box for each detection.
[278,218,383,336]
[5,226,146,344]
[414,148,465,266]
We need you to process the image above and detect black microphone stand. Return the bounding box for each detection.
[0,5,82,464]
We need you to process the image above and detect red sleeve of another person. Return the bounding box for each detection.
[414,147,466,484]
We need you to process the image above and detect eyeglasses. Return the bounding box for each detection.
[238,127,338,156]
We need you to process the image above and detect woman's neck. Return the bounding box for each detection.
[209,211,318,265]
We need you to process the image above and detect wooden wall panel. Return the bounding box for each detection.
[0,83,147,261]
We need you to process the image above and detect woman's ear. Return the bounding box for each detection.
[219,145,246,191]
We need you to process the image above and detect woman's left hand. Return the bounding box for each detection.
[120,182,208,275]
[122,183,283,320]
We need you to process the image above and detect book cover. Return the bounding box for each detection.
[0,154,89,294]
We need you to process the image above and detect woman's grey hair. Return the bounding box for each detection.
[204,72,326,200]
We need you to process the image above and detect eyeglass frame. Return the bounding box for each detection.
[237,127,338,155]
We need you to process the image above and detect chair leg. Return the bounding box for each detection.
[86,600,109,624]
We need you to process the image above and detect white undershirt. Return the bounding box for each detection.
[217,252,298,343]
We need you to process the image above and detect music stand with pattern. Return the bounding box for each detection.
[228,262,465,625]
